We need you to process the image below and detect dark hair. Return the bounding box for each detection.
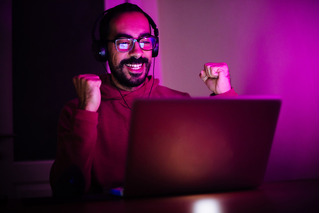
[98,3,157,42]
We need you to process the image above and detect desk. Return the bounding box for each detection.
[3,179,318,213]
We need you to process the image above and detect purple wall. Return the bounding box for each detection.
[159,0,318,181]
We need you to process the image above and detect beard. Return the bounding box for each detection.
[108,57,151,88]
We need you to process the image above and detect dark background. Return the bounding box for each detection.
[13,0,104,161]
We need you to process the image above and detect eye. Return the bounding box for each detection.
[116,39,131,50]
[119,43,129,49]
[139,38,154,49]
[140,38,152,44]
[118,40,130,45]
[141,40,151,44]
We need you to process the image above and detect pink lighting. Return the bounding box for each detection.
[158,0,319,182]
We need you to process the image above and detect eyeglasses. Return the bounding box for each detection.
[108,36,157,52]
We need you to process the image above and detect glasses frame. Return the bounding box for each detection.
[107,35,157,53]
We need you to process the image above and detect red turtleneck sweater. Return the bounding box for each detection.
[50,74,237,195]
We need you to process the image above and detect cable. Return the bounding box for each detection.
[100,63,132,110]
[148,57,155,97]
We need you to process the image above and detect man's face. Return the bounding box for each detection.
[107,12,153,89]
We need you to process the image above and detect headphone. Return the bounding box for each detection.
[92,8,159,62]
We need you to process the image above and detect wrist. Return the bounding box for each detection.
[78,102,99,112]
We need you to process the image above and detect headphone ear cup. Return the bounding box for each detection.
[152,39,159,57]
[92,40,108,62]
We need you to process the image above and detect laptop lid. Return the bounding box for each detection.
[122,97,281,197]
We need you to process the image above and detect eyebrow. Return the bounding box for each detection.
[114,33,152,39]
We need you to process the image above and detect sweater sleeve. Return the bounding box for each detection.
[210,88,238,97]
[50,100,98,197]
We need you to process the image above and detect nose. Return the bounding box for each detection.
[129,40,143,59]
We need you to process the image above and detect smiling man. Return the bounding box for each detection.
[50,3,237,197]
[107,12,153,90]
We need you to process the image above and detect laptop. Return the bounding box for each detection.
[111,96,281,198]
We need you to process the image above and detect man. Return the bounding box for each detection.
[50,3,237,197]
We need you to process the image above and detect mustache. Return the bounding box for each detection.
[120,57,149,67]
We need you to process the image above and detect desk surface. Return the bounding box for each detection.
[3,179,318,213]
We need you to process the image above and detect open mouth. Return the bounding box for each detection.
[125,63,144,72]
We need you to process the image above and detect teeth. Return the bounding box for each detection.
[126,64,142,70]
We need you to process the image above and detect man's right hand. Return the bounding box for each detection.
[73,74,102,112]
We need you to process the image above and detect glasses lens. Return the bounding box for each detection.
[115,37,156,52]
[139,37,156,50]
[115,39,132,52]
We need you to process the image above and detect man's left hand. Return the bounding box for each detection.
[199,62,232,95]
